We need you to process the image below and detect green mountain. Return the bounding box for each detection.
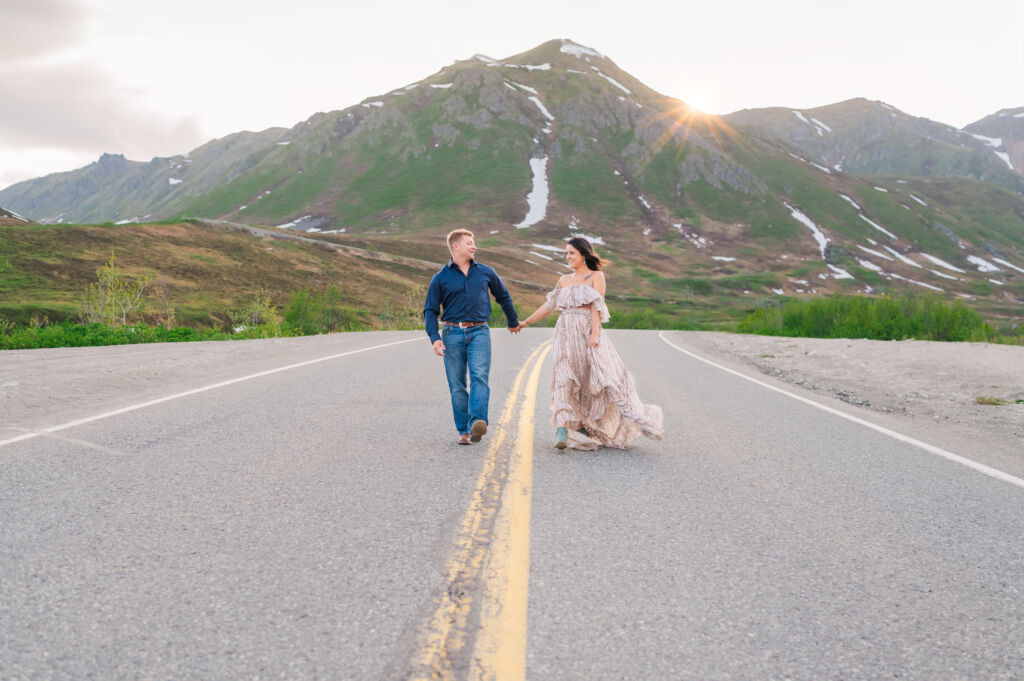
[0,129,288,225]
[964,107,1024,178]
[1,39,1022,324]
[723,98,1024,191]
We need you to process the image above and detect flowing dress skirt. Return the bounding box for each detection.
[546,285,664,451]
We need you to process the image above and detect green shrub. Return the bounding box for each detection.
[0,321,234,350]
[738,293,994,342]
[283,285,362,334]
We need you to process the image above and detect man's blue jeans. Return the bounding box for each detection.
[441,323,491,434]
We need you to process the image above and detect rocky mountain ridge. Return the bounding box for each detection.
[723,99,1023,190]
[964,107,1024,177]
[0,204,32,226]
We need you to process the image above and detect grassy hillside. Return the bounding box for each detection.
[0,221,546,330]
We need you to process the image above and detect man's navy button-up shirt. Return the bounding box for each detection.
[423,259,519,344]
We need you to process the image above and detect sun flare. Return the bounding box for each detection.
[682,94,710,113]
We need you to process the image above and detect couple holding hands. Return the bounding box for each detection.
[423,229,663,450]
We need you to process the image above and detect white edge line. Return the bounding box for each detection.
[657,331,1024,490]
[0,336,422,449]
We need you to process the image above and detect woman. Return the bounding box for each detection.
[517,237,664,450]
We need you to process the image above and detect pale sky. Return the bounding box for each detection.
[2,0,1022,190]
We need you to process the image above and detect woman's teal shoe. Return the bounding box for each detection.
[555,427,568,449]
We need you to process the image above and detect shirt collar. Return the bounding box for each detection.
[447,258,476,269]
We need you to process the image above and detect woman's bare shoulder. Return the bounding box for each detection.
[556,274,571,287]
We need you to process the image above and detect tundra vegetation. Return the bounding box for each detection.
[0,249,1020,349]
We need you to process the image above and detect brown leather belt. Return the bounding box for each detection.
[444,320,487,328]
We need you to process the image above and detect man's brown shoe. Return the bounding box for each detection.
[458,433,472,445]
[470,420,487,442]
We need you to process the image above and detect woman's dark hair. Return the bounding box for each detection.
[567,237,604,271]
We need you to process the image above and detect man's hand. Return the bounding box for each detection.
[508,325,522,334]
[433,339,446,356]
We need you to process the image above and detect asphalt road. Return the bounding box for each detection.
[1,330,1021,680]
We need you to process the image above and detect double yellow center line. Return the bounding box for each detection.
[409,340,551,681]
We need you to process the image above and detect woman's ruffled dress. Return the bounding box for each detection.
[544,284,664,450]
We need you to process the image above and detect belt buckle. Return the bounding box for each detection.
[459,321,470,329]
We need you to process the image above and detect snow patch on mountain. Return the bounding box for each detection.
[515,157,549,229]
[527,96,554,121]
[507,80,538,95]
[785,202,828,259]
[594,71,630,94]
[967,255,1001,272]
[970,132,1002,147]
[569,231,605,245]
[791,111,832,136]
[857,245,895,261]
[994,152,1013,169]
[827,264,854,280]
[888,273,943,291]
[920,253,965,273]
[969,132,1014,170]
[560,40,605,59]
[858,214,897,240]
[811,117,832,132]
[276,215,313,229]
[838,194,861,211]
[992,257,1024,274]
[674,222,708,249]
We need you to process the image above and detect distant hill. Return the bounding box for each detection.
[723,98,1023,190]
[1,39,1022,325]
[0,128,287,225]
[0,205,32,226]
[964,107,1024,178]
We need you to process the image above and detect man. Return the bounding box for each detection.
[424,229,521,445]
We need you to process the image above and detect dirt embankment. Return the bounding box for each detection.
[672,331,1024,476]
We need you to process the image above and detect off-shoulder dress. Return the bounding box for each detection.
[542,284,664,450]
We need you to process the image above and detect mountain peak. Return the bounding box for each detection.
[555,38,606,60]
[98,152,128,164]
[499,38,610,69]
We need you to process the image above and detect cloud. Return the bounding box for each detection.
[0,0,92,60]
[0,0,205,187]
[0,61,204,160]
